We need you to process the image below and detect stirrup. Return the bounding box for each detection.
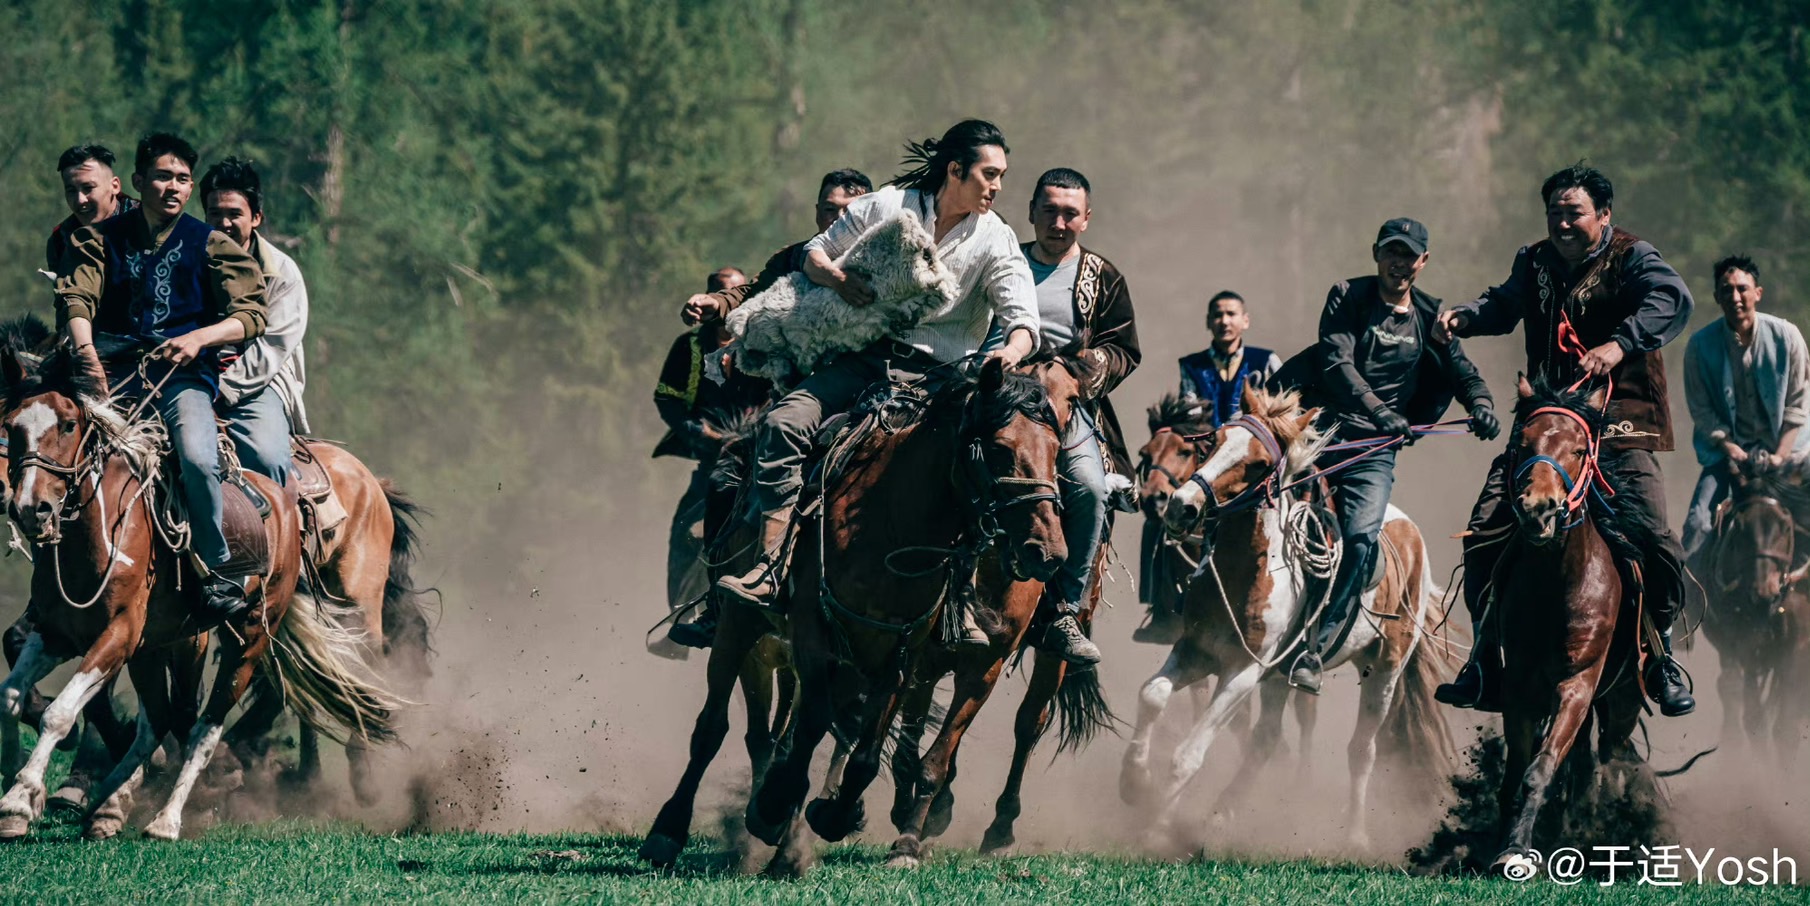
[1287,650,1322,695]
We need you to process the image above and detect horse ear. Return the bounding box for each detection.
[1240,380,1261,416]
[1297,407,1321,433]
[979,356,1006,394]
[1515,373,1534,400]
[1584,383,1610,412]
[0,345,25,392]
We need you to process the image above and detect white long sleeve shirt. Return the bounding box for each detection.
[805,186,1038,363]
[219,235,309,433]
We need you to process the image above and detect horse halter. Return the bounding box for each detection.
[1184,414,1283,520]
[1514,405,1611,529]
[8,418,101,525]
[1139,427,1203,489]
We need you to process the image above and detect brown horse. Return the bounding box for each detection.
[640,407,809,869]
[1699,466,1808,764]
[0,342,402,841]
[1137,385,1456,852]
[884,361,1117,859]
[742,358,1066,875]
[1488,376,1655,875]
[1134,395,1320,791]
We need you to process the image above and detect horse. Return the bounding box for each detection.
[741,357,1067,875]
[884,361,1118,859]
[1700,466,1809,764]
[1133,393,1319,789]
[1132,384,1456,852]
[1486,375,1659,875]
[0,341,404,841]
[640,406,812,869]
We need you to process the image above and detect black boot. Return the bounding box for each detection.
[1435,657,1502,712]
[196,573,252,625]
[667,605,718,649]
[1647,629,1695,717]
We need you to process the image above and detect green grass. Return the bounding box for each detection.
[0,817,1798,905]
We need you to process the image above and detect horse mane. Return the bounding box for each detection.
[933,364,1058,434]
[0,314,54,354]
[1147,393,1214,436]
[3,340,164,476]
[1238,385,1330,481]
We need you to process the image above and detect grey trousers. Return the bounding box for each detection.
[751,347,930,514]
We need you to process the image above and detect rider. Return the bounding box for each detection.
[655,267,772,653]
[679,169,875,329]
[201,157,308,486]
[1681,255,1810,564]
[1433,164,1697,716]
[46,144,138,273]
[716,120,1039,614]
[1287,217,1498,694]
[1179,291,1281,427]
[54,132,270,625]
[1010,167,1142,665]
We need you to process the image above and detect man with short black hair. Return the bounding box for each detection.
[1434,164,1696,716]
[1285,217,1497,693]
[1179,290,1281,427]
[46,144,137,272]
[1013,166,1141,664]
[1681,255,1810,560]
[202,156,309,489]
[56,132,269,624]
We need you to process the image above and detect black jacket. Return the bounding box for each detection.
[1272,276,1492,435]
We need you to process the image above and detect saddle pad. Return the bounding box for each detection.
[217,480,272,579]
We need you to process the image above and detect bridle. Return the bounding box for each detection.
[1513,404,1612,530]
[8,416,102,534]
[955,393,1063,546]
[1183,414,1286,521]
[1138,426,1206,490]
[1712,494,1804,603]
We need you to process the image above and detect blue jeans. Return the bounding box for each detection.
[1054,406,1108,614]
[150,375,230,569]
[1315,444,1399,647]
[1682,467,1728,561]
[220,384,294,487]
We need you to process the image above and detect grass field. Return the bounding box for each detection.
[0,814,1799,905]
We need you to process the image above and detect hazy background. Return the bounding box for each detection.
[1,0,1804,860]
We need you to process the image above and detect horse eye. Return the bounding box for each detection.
[61,420,76,433]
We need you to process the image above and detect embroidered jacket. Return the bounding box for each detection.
[653,328,772,460]
[1020,243,1142,475]
[1179,344,1281,428]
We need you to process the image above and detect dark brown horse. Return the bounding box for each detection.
[1489,376,1654,875]
[1699,466,1809,764]
[742,358,1066,875]
[0,342,402,841]
[884,361,1117,860]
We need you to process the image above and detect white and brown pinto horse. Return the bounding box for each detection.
[1123,385,1456,850]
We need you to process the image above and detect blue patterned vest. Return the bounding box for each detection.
[1179,345,1272,428]
[93,212,219,388]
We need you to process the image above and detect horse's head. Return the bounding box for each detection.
[1,340,104,544]
[1164,383,1319,534]
[1718,476,1801,602]
[1139,394,1216,520]
[1511,374,1607,545]
[957,357,1066,582]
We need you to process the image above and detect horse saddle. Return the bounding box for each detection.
[291,437,348,540]
[1301,480,1389,592]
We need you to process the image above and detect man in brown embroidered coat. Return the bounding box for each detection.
[1433,164,1696,715]
[1008,168,1141,663]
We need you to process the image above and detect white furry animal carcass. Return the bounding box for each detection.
[716,210,957,385]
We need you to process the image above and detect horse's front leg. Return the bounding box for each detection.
[888,669,941,834]
[1121,647,1209,808]
[1211,675,1291,822]
[82,642,196,840]
[886,656,1006,868]
[982,649,1065,854]
[746,656,835,849]
[144,620,273,841]
[1717,658,1744,749]
[804,661,908,844]
[1495,671,1598,874]
[0,632,63,786]
[1344,661,1403,851]
[0,625,129,839]
[1149,660,1263,849]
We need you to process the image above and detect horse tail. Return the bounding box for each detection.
[379,481,437,677]
[1379,568,1459,793]
[264,591,409,745]
[1054,662,1119,755]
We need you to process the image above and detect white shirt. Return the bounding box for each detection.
[805,186,1038,363]
[219,236,309,433]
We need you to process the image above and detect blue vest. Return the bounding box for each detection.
[1180,346,1272,428]
[93,212,219,388]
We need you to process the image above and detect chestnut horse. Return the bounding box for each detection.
[0,342,403,841]
[1138,385,1456,851]
[1700,467,1809,763]
[742,358,1066,875]
[1488,376,1655,875]
[1134,394,1319,790]
[884,361,1117,858]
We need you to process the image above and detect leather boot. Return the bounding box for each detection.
[1646,628,1696,717]
[666,602,718,649]
[716,509,793,608]
[196,572,252,625]
[1436,621,1502,711]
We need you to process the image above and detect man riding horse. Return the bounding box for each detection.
[46,144,138,274]
[1283,217,1498,693]
[1179,290,1281,428]
[1434,164,1697,716]
[1681,255,1810,563]
[1008,166,1141,665]
[717,120,1039,617]
[54,132,269,625]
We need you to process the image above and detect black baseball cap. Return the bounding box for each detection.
[1374,217,1429,255]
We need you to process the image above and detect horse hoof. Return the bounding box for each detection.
[46,786,88,813]
[142,815,182,842]
[925,791,954,839]
[885,852,921,869]
[1492,849,1542,881]
[0,815,29,841]
[1118,766,1150,807]
[83,815,124,841]
[804,798,863,843]
[744,801,790,848]
[638,832,686,868]
[885,834,923,869]
[979,826,1015,855]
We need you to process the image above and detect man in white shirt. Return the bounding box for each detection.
[719,120,1040,608]
[202,157,309,486]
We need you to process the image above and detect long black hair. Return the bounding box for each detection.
[892,119,1008,195]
